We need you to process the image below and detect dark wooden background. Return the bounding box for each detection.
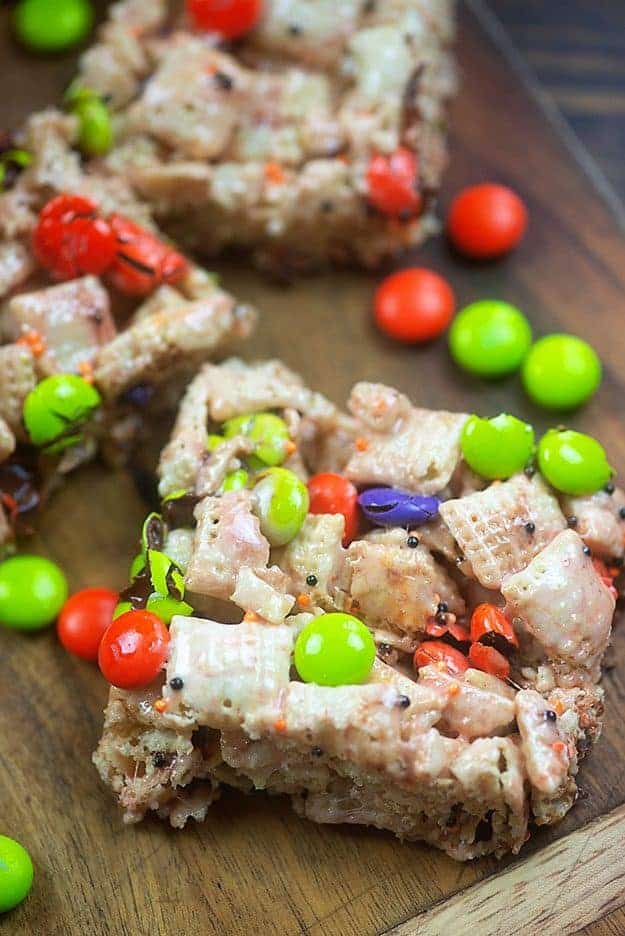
[1,2,625,934]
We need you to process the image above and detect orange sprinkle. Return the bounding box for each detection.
[552,741,566,755]
[243,610,261,623]
[285,440,297,456]
[448,683,460,697]
[154,699,168,714]
[17,329,46,358]
[553,700,565,716]
[78,360,95,384]
[297,593,311,607]
[204,63,218,75]
[274,718,287,733]
[355,437,369,452]
[264,161,285,185]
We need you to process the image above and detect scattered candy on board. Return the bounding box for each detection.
[0,556,68,631]
[461,414,535,480]
[13,0,93,53]
[374,268,456,344]
[447,183,528,259]
[57,588,118,661]
[358,488,440,527]
[537,429,613,496]
[522,333,602,410]
[448,299,533,378]
[0,835,34,914]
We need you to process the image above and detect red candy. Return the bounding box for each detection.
[447,183,527,259]
[107,214,188,296]
[187,0,262,38]
[307,473,359,546]
[413,640,469,676]
[374,268,455,344]
[470,603,518,649]
[57,588,119,662]
[366,147,422,218]
[468,642,511,680]
[98,610,170,689]
[32,194,117,280]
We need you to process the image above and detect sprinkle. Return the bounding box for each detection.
[448,683,460,697]
[320,200,334,213]
[306,574,318,587]
[264,161,285,185]
[552,741,566,754]
[619,508,625,520]
[243,610,261,622]
[17,328,46,357]
[406,535,419,548]
[567,516,578,528]
[583,545,591,556]
[297,593,311,607]
[152,752,168,768]
[214,71,234,91]
[78,360,95,384]
[285,440,297,456]
[605,482,615,495]
[154,698,168,714]
[437,601,448,614]
[169,677,184,691]
[311,746,323,756]
[355,437,369,452]
[553,700,565,716]
[288,23,302,35]
[525,521,535,534]
[274,718,287,733]
[544,709,557,722]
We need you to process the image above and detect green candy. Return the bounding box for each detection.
[223,412,291,468]
[0,556,68,631]
[252,467,309,547]
[294,613,376,687]
[23,375,101,449]
[522,334,601,410]
[146,594,193,624]
[74,97,113,157]
[0,835,34,913]
[113,601,132,620]
[461,413,535,480]
[537,429,613,495]
[206,434,224,452]
[220,469,249,493]
[129,553,145,580]
[14,0,94,53]
[449,300,532,378]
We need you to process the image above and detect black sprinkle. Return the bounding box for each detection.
[567,516,578,528]
[306,574,318,587]
[362,0,376,12]
[152,752,169,768]
[396,695,411,709]
[525,521,536,534]
[214,71,234,91]
[437,601,448,614]
[544,710,557,722]
[473,812,494,844]
[524,464,536,478]
[311,746,323,757]
[406,535,419,548]
[320,200,334,213]
[605,482,615,495]
[435,611,447,625]
[378,643,392,655]
[619,508,625,520]
[288,23,302,35]
[583,545,591,556]
[169,677,184,691]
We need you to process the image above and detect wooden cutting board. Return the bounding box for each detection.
[2,2,625,934]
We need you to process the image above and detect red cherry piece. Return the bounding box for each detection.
[413,640,469,675]
[447,183,527,259]
[32,194,117,281]
[468,642,511,680]
[107,214,188,296]
[57,588,119,662]
[307,473,359,546]
[366,147,422,218]
[98,610,170,689]
[187,0,262,38]
[374,267,456,344]
[470,603,518,649]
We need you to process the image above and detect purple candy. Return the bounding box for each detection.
[358,487,440,527]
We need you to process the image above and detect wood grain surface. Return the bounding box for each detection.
[1,2,625,935]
